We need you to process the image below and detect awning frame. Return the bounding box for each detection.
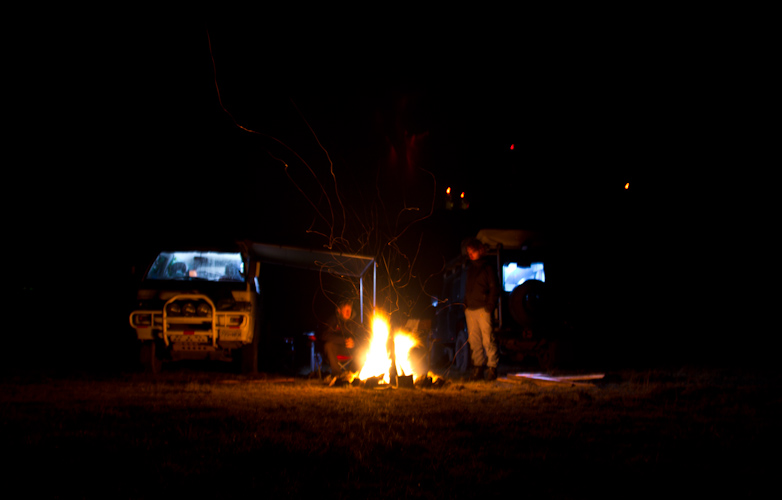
[247,242,376,323]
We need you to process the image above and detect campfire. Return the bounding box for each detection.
[340,312,441,388]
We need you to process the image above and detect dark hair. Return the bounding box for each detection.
[335,299,354,320]
[336,299,353,309]
[465,238,484,251]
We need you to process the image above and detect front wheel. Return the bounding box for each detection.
[240,329,260,374]
[139,341,163,374]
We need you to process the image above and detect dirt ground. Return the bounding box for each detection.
[2,363,779,499]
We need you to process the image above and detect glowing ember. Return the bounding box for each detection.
[357,313,421,385]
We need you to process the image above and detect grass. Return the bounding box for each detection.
[2,367,779,499]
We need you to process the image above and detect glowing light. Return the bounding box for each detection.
[460,192,465,199]
[394,333,418,377]
[624,182,630,190]
[357,314,391,382]
[356,313,422,384]
[446,187,451,195]
[510,144,515,150]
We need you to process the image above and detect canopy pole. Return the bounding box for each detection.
[373,262,377,312]
[359,277,364,324]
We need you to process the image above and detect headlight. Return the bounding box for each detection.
[166,303,182,316]
[133,314,152,326]
[196,302,211,317]
[182,301,197,317]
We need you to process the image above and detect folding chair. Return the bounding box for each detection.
[306,331,353,378]
[336,354,353,372]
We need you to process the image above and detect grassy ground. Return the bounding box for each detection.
[2,366,779,499]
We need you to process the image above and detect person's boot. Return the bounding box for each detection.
[486,367,497,381]
[470,366,485,381]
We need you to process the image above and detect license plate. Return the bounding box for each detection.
[171,334,208,343]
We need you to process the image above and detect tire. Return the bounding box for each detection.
[240,323,260,374]
[509,279,547,329]
[140,341,163,374]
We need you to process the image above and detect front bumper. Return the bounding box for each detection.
[129,294,251,348]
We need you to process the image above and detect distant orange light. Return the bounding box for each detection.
[446,187,451,195]
[624,182,630,190]
[460,192,465,199]
[510,144,515,150]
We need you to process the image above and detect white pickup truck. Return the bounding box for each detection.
[129,248,260,373]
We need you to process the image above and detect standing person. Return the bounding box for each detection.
[463,238,500,381]
[320,299,356,380]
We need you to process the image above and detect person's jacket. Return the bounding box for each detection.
[319,313,354,344]
[464,257,499,312]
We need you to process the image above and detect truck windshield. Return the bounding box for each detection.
[145,251,245,282]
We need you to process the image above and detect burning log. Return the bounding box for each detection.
[414,371,447,389]
[327,370,449,389]
[361,375,385,390]
[397,375,415,389]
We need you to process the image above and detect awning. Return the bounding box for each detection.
[248,242,375,278]
[248,242,376,322]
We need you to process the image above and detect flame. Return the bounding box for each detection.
[394,332,417,377]
[358,315,391,381]
[357,313,421,384]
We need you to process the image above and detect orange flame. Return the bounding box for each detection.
[357,313,421,384]
[357,314,391,381]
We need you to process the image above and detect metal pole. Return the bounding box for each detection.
[496,243,503,330]
[360,276,364,324]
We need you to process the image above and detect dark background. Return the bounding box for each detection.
[8,20,771,374]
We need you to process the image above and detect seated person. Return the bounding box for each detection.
[319,299,357,377]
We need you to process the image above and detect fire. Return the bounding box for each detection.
[394,333,418,377]
[357,313,421,384]
[357,315,391,381]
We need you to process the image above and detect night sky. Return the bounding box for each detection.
[113,26,653,242]
[11,21,768,369]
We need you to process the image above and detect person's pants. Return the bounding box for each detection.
[465,308,498,369]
